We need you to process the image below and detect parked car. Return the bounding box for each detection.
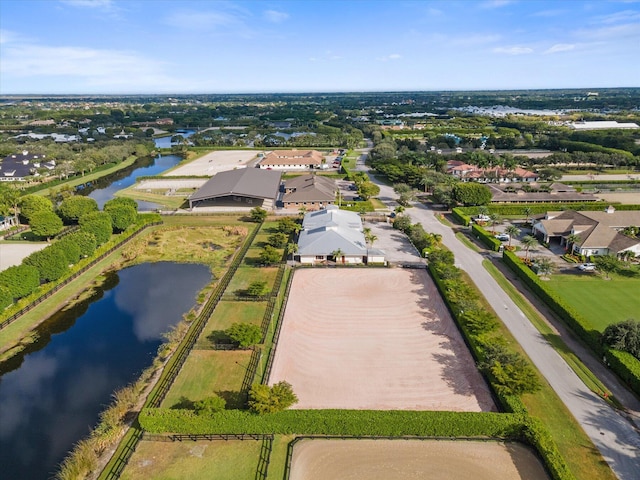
[578,263,596,272]
[495,233,510,241]
[476,214,490,222]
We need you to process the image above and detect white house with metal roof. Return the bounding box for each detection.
[297,206,385,265]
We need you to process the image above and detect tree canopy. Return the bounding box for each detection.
[57,196,99,224]
[602,319,640,359]
[225,322,262,348]
[248,381,298,414]
[19,195,54,222]
[29,210,64,240]
[452,183,492,206]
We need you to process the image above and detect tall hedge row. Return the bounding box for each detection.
[140,408,522,437]
[471,224,502,251]
[502,250,640,397]
[454,203,640,219]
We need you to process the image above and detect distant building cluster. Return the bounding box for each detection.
[0,150,55,182]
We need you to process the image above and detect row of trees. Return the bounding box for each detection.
[0,196,139,309]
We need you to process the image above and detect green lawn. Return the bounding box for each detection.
[198,300,267,344]
[161,350,250,408]
[121,439,262,480]
[546,271,640,331]
[226,266,279,295]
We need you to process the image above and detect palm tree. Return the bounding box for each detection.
[536,258,555,279]
[565,233,581,254]
[331,248,344,264]
[286,242,298,261]
[523,206,533,226]
[488,213,501,233]
[521,235,538,261]
[367,234,377,247]
[618,249,635,266]
[504,225,520,248]
[478,206,489,217]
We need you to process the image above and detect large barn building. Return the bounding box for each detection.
[189,168,282,210]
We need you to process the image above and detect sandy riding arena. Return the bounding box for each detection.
[0,243,48,272]
[289,439,550,480]
[165,150,258,177]
[268,269,495,411]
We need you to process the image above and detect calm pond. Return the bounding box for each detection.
[78,153,183,210]
[0,262,211,480]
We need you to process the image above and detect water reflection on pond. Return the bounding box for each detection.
[0,262,211,480]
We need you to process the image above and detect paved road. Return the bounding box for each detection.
[361,165,640,479]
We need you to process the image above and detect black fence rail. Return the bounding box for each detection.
[145,221,262,409]
[261,267,294,384]
[99,222,263,480]
[241,346,262,393]
[103,427,144,480]
[220,293,269,302]
[260,264,287,342]
[0,222,161,331]
[143,433,273,442]
[54,224,80,239]
[1,225,29,240]
[255,435,273,480]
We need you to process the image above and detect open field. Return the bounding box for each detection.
[161,349,251,408]
[289,439,549,480]
[226,266,279,295]
[0,242,48,272]
[199,300,266,341]
[595,192,640,204]
[121,439,262,480]
[164,150,259,177]
[546,272,640,331]
[269,268,495,411]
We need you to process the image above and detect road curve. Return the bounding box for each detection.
[368,176,640,479]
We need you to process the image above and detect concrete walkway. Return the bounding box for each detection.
[360,161,640,479]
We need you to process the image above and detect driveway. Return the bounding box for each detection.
[364,160,640,479]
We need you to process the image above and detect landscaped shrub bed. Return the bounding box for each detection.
[453,203,640,221]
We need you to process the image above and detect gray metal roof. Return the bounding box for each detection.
[298,206,367,256]
[189,167,282,203]
[283,174,336,203]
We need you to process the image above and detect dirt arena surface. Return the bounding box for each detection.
[595,192,640,204]
[0,242,48,272]
[164,150,258,177]
[269,269,495,411]
[289,439,550,480]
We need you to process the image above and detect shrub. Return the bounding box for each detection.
[19,195,54,222]
[249,381,298,414]
[193,395,226,415]
[29,210,64,240]
[0,285,13,310]
[79,212,112,245]
[0,264,40,299]
[24,247,69,282]
[245,281,268,297]
[602,319,640,359]
[49,240,81,266]
[472,224,502,251]
[104,197,138,212]
[259,245,281,265]
[249,207,267,223]
[480,343,541,396]
[57,196,99,224]
[267,232,288,248]
[65,231,97,257]
[452,183,492,206]
[104,204,137,232]
[226,323,262,348]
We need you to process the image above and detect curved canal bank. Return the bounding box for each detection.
[0,262,211,480]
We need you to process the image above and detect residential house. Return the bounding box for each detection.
[0,151,55,182]
[532,206,640,257]
[447,160,538,183]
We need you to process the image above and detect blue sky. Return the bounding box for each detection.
[1,0,639,94]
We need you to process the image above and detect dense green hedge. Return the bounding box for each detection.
[503,250,640,397]
[139,409,572,480]
[140,408,522,436]
[455,204,640,219]
[471,224,502,251]
[604,349,640,395]
[452,208,471,226]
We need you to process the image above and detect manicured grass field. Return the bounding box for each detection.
[198,300,267,343]
[546,271,640,331]
[121,439,262,480]
[226,266,279,295]
[161,350,251,408]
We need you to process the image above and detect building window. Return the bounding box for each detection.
[315,255,324,260]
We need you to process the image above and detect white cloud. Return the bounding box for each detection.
[493,46,534,55]
[544,43,576,54]
[596,10,640,24]
[480,0,514,9]
[264,9,289,23]
[60,0,114,8]
[377,53,402,61]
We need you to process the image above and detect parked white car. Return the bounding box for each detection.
[495,233,510,241]
[578,263,596,272]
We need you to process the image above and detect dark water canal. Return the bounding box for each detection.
[78,153,183,210]
[0,262,211,480]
